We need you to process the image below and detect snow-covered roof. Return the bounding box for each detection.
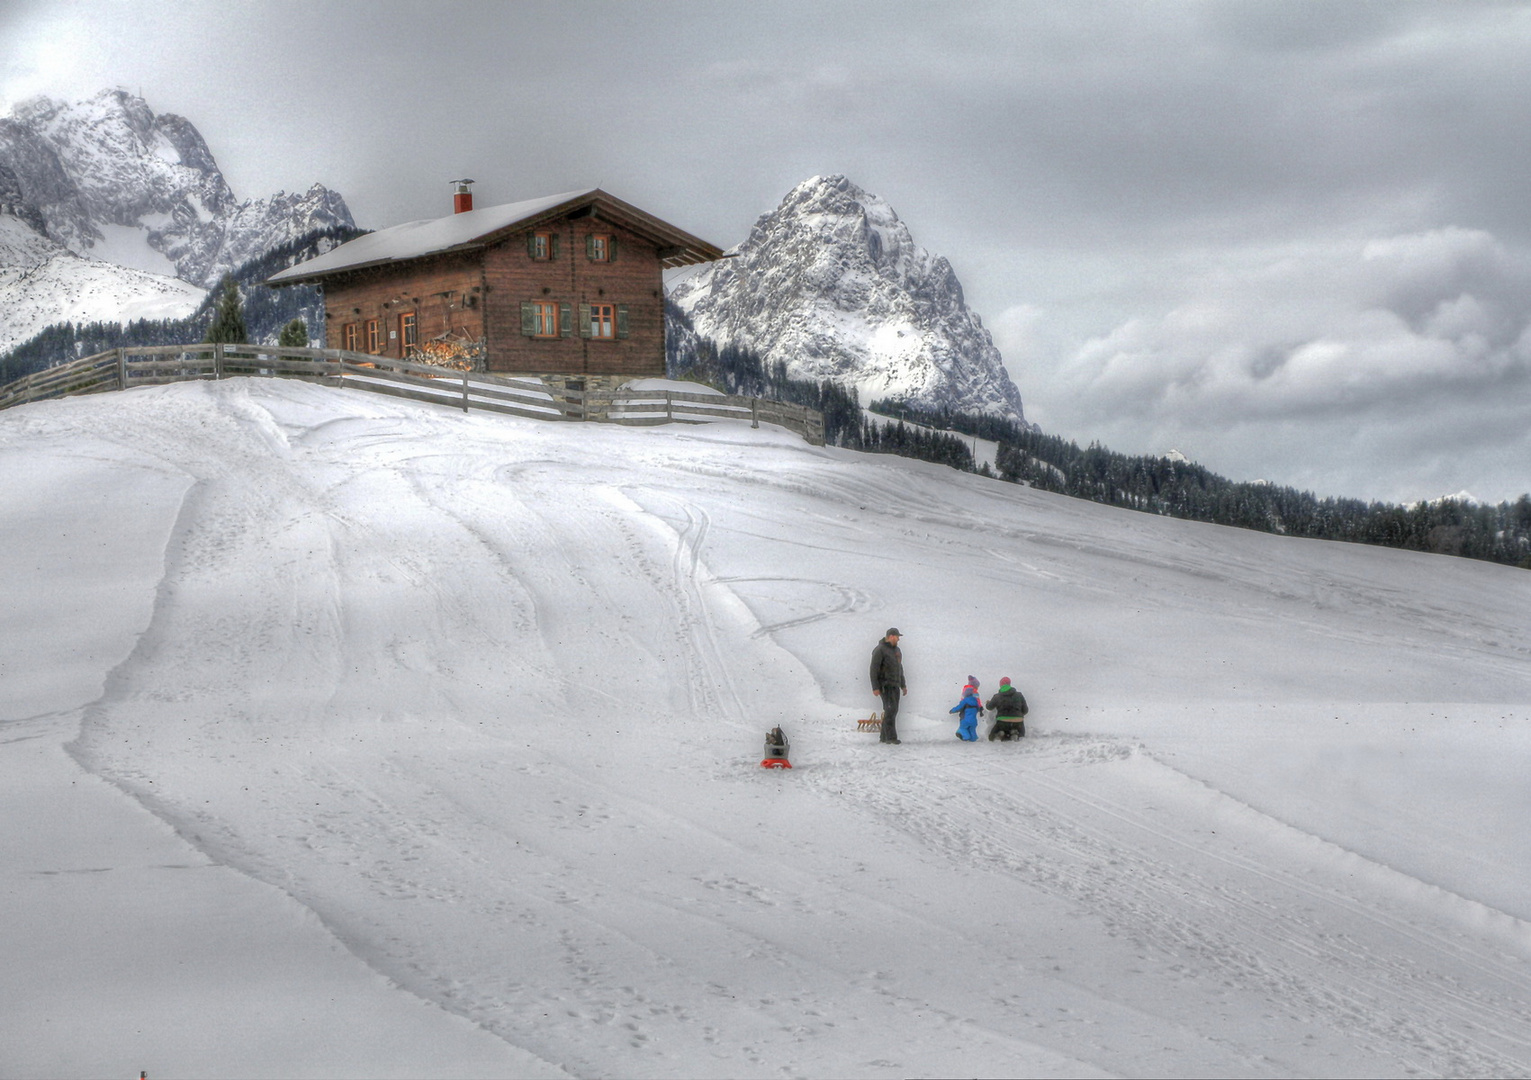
[267,187,723,285]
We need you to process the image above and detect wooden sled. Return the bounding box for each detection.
[856,713,881,733]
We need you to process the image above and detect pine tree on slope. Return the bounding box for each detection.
[204,278,247,344]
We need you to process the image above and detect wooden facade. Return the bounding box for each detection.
[268,189,723,383]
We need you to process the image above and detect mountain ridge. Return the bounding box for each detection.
[0,89,354,287]
[0,89,354,353]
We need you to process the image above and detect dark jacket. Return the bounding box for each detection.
[870,639,905,691]
[985,686,1028,718]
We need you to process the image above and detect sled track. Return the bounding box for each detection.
[802,736,1531,1077]
[711,576,873,637]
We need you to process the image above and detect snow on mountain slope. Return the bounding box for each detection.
[0,214,203,352]
[0,89,354,301]
[3,379,1530,1078]
[670,175,1029,420]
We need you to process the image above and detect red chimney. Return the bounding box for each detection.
[451,178,475,214]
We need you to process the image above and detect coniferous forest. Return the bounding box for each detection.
[873,398,1531,570]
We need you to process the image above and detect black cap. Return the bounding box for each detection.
[886,627,901,637]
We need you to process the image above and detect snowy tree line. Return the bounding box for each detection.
[0,225,365,385]
[877,400,1531,570]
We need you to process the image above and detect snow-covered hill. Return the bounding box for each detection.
[0,213,203,351]
[670,175,1028,421]
[3,379,1530,1077]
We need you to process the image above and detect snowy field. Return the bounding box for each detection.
[2,378,1529,1079]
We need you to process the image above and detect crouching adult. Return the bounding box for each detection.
[986,677,1029,740]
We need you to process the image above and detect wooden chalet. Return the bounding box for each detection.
[266,183,724,387]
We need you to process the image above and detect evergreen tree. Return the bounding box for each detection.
[204,278,248,344]
[278,318,308,348]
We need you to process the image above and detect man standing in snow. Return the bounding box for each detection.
[870,628,907,744]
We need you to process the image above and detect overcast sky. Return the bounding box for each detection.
[4,0,1528,503]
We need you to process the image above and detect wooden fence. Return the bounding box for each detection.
[0,344,825,445]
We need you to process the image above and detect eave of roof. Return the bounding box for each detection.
[266,187,725,286]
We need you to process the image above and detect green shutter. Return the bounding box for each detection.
[560,302,573,337]
[608,237,617,262]
[550,234,559,260]
[616,304,629,339]
[526,234,537,258]
[579,303,592,338]
[586,234,595,260]
[521,302,535,336]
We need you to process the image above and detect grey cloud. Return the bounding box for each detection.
[1057,228,1531,423]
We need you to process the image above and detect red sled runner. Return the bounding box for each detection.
[761,726,791,768]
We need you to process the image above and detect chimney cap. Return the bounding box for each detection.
[450,178,475,187]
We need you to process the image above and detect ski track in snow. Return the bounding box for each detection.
[798,738,1531,1076]
[8,379,1531,1077]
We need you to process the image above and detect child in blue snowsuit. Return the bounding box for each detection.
[949,682,982,741]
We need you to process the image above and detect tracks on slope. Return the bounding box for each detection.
[800,736,1531,1077]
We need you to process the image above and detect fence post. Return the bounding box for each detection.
[462,370,470,413]
[117,348,127,391]
[751,397,759,429]
[214,342,224,380]
[666,392,673,423]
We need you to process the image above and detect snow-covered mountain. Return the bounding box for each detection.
[670,174,1029,421]
[0,89,353,353]
[0,89,353,286]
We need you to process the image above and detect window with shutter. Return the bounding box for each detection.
[589,303,615,339]
[529,232,557,260]
[588,234,612,262]
[530,301,559,337]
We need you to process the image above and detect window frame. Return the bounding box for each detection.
[528,231,558,261]
[531,300,559,338]
[589,302,615,339]
[399,312,417,355]
[586,233,615,262]
[343,323,358,352]
[366,319,381,354]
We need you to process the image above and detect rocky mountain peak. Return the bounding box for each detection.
[0,89,352,286]
[670,174,1027,422]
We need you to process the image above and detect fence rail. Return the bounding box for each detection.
[0,344,824,445]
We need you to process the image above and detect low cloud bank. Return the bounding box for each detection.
[1006,228,1531,503]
